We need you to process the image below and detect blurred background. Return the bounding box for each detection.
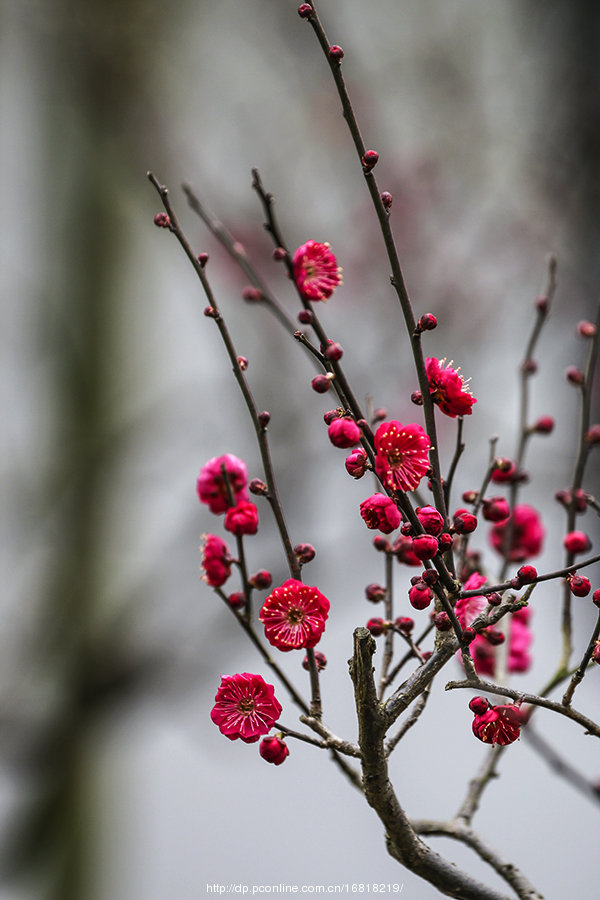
[1,0,599,898]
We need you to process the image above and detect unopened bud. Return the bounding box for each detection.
[365,583,387,603]
[249,570,272,590]
[153,212,170,228]
[328,44,344,61]
[242,286,262,302]
[198,252,209,267]
[258,411,271,428]
[298,309,313,325]
[297,3,313,18]
[311,374,333,394]
[362,150,379,170]
[577,320,596,338]
[294,543,316,565]
[566,366,584,386]
[249,478,267,495]
[380,191,393,210]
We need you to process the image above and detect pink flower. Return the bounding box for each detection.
[201,534,233,587]
[455,573,488,628]
[471,702,521,746]
[328,416,362,448]
[425,358,476,417]
[259,735,290,765]
[211,673,282,743]
[196,454,249,514]
[360,493,401,534]
[508,607,533,673]
[224,500,259,536]
[259,579,330,651]
[374,421,430,492]
[490,504,544,561]
[292,240,342,301]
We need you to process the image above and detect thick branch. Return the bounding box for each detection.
[350,628,514,899]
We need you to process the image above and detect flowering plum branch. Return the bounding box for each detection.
[147,3,600,898]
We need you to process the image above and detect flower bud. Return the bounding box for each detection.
[411,534,439,560]
[372,407,387,423]
[469,696,490,715]
[416,312,438,332]
[521,358,537,375]
[249,478,268,495]
[563,531,591,555]
[380,191,393,210]
[532,416,554,434]
[258,411,271,428]
[294,543,316,565]
[237,356,248,371]
[438,532,453,552]
[345,447,368,479]
[325,341,344,361]
[153,212,170,228]
[462,490,478,505]
[487,592,502,606]
[227,592,246,609]
[298,309,313,325]
[585,424,600,444]
[481,496,510,523]
[535,295,549,313]
[323,408,340,426]
[577,320,597,338]
[491,458,517,483]
[302,651,327,671]
[416,505,444,536]
[366,617,387,636]
[242,286,262,302]
[224,500,259,536]
[394,616,414,634]
[362,150,379,169]
[555,488,587,513]
[483,627,505,646]
[312,374,332,394]
[422,569,439,586]
[567,574,591,597]
[433,611,452,631]
[328,44,344,61]
[273,247,287,261]
[328,416,362,448]
[408,582,433,610]
[297,3,313,18]
[259,735,289,766]
[249,570,272,590]
[365,583,387,603]
[566,366,584,386]
[411,390,423,406]
[462,626,476,644]
[373,536,391,554]
[204,306,217,318]
[592,642,600,665]
[593,589,600,608]
[516,565,537,585]
[198,252,209,267]
[452,509,478,534]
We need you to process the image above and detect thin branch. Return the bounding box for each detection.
[445,677,600,738]
[411,819,544,900]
